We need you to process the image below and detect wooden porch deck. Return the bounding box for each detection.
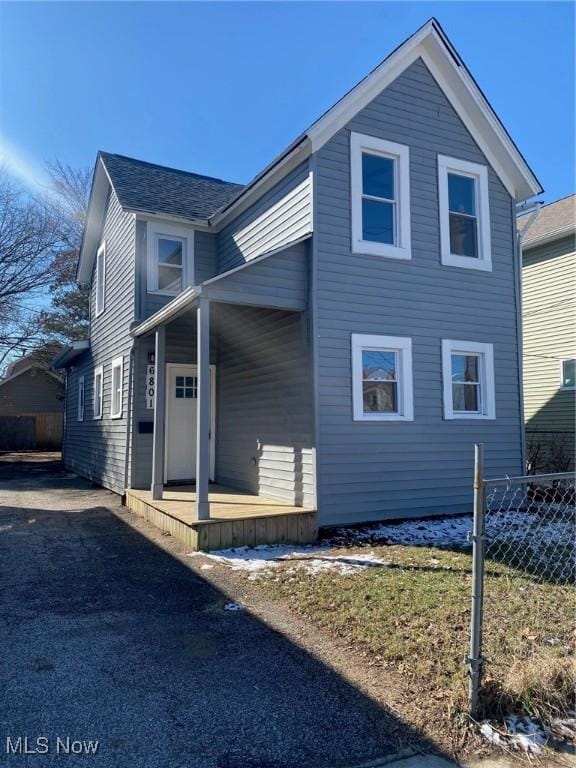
[125,484,317,552]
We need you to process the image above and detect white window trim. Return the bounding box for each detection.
[438,155,492,272]
[442,340,495,420]
[146,221,195,295]
[560,357,576,391]
[352,334,414,422]
[77,375,85,422]
[93,365,104,420]
[110,356,123,419]
[351,133,411,260]
[95,241,106,316]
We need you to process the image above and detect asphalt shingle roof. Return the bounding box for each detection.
[517,194,575,246]
[99,152,245,221]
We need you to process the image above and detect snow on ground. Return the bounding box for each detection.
[189,544,389,577]
[480,714,576,755]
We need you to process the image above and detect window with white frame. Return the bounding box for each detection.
[442,340,495,419]
[350,133,411,260]
[438,156,491,271]
[561,358,576,390]
[111,357,123,418]
[95,241,106,316]
[147,222,194,295]
[93,365,104,420]
[352,334,414,421]
[77,375,85,422]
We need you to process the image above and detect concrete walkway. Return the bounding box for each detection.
[0,453,451,768]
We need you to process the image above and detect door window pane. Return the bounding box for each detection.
[362,199,394,244]
[362,153,395,199]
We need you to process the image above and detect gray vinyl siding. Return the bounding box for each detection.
[313,57,522,526]
[0,370,63,414]
[217,162,312,273]
[204,242,308,310]
[215,304,314,506]
[63,190,135,493]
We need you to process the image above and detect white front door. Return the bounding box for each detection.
[165,364,215,483]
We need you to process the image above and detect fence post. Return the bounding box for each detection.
[469,443,486,717]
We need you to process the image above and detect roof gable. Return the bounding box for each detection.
[305,18,541,201]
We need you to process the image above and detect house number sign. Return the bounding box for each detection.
[146,365,155,409]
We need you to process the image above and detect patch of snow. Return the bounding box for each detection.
[200,564,214,570]
[189,544,388,577]
[482,716,549,755]
[223,602,243,612]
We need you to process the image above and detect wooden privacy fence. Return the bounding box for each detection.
[0,413,63,451]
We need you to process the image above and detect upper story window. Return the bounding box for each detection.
[95,241,106,316]
[93,365,104,420]
[350,133,411,260]
[77,375,85,422]
[442,340,495,419]
[352,334,414,421]
[561,359,576,390]
[438,156,492,271]
[147,222,194,295]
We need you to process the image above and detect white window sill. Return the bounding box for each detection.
[92,416,102,421]
[354,413,413,422]
[445,412,495,420]
[111,413,123,420]
[441,252,492,272]
[352,241,411,260]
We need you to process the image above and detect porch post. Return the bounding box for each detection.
[195,297,211,520]
[151,325,166,500]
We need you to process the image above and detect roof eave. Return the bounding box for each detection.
[52,340,90,369]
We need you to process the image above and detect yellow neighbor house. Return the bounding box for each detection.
[518,195,576,470]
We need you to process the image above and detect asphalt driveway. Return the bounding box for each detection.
[0,453,439,768]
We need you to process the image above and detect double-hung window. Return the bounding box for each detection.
[351,133,411,260]
[95,241,106,316]
[111,357,123,418]
[77,376,85,422]
[352,334,414,421]
[93,365,104,420]
[442,340,495,419]
[438,156,491,271]
[147,222,194,295]
[561,358,576,390]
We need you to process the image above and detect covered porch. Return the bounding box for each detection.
[126,241,317,550]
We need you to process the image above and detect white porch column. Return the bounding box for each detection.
[151,325,166,500]
[195,297,211,520]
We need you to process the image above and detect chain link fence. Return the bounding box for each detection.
[468,444,576,717]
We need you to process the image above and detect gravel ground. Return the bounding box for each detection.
[0,453,444,768]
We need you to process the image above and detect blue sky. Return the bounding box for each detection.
[0,1,574,202]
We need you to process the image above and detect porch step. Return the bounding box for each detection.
[124,488,317,552]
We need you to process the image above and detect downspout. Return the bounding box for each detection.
[61,370,68,466]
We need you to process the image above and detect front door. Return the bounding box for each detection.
[165,364,215,483]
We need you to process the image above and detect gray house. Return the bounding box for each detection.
[54,19,541,549]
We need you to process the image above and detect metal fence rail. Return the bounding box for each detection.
[468,443,576,716]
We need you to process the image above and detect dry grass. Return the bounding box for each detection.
[254,542,575,754]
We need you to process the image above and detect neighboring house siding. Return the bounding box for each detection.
[217,162,312,273]
[215,304,315,506]
[63,191,135,493]
[522,235,576,442]
[313,57,522,526]
[0,370,63,414]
